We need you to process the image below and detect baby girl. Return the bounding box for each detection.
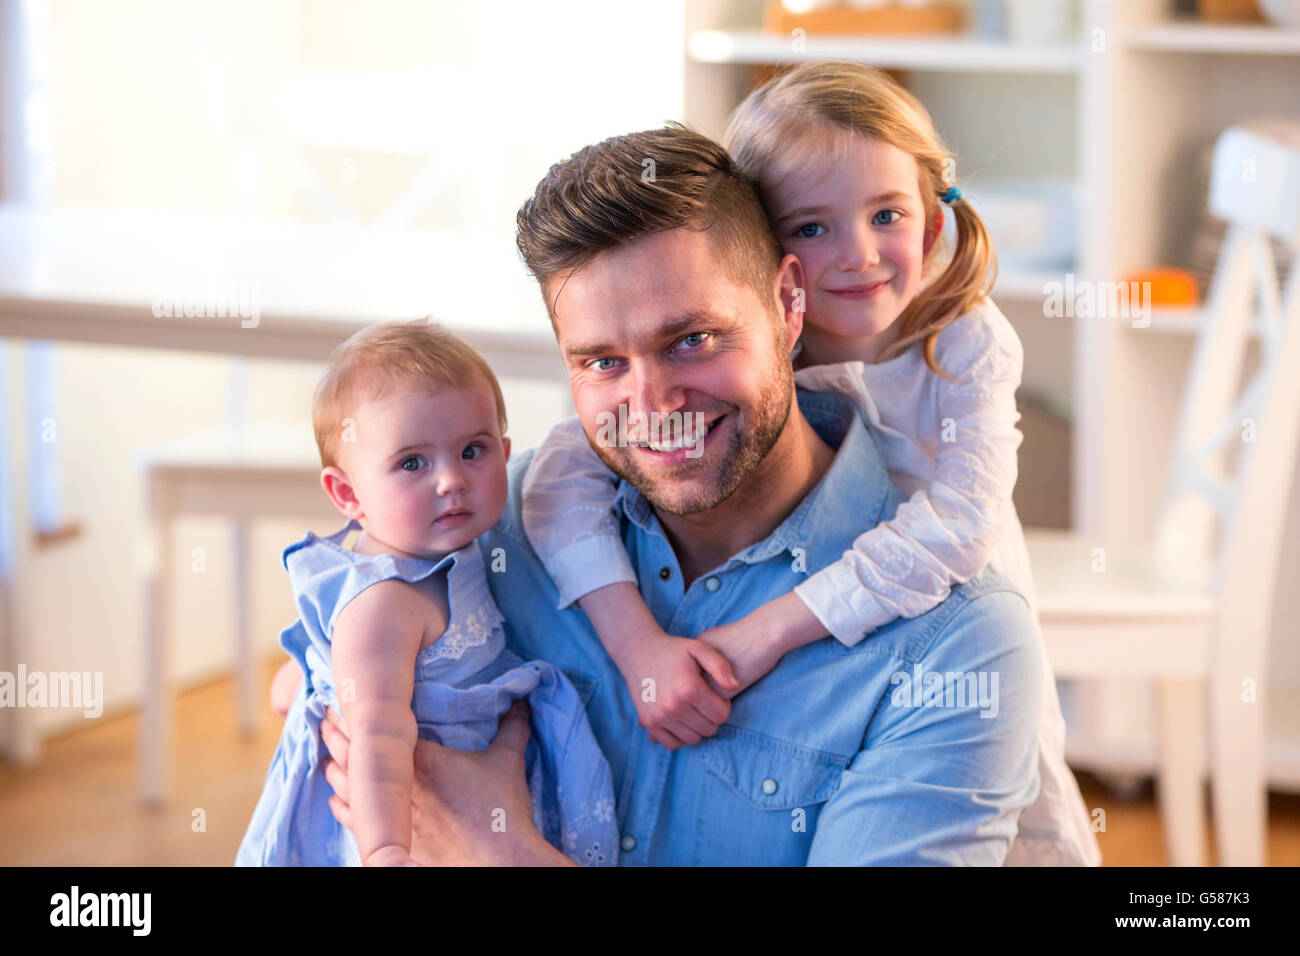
[236,319,617,866]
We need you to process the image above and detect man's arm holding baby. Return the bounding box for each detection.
[319,700,573,866]
[267,665,570,865]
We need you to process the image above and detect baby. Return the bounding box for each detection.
[236,319,617,866]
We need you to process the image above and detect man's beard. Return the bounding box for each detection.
[588,353,794,518]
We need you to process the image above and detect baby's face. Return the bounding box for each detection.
[765,132,934,347]
[333,377,510,560]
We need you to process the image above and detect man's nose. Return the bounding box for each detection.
[835,220,881,272]
[628,360,685,420]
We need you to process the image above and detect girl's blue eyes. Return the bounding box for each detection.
[793,210,902,238]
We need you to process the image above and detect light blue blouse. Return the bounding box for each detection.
[236,518,618,866]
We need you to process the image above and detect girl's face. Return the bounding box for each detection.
[322,378,511,561]
[766,132,938,359]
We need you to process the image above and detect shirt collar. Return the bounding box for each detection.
[612,387,894,575]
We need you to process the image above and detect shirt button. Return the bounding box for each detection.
[704,576,721,592]
[620,834,637,853]
[659,567,672,580]
[761,778,778,795]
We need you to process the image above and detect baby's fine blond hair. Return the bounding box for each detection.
[312,319,508,470]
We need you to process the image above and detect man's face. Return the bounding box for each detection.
[548,227,799,516]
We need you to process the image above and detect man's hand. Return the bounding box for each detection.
[611,631,737,750]
[320,700,572,866]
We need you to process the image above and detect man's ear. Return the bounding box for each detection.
[774,253,807,353]
[923,207,944,257]
[320,467,363,520]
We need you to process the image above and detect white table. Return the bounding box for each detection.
[0,204,569,802]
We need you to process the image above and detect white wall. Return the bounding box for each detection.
[8,0,683,742]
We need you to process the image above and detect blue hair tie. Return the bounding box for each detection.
[941,185,963,205]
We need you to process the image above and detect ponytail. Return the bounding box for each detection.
[876,194,998,379]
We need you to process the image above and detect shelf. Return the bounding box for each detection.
[1127,21,1300,55]
[1129,306,1263,337]
[687,30,1081,74]
[993,267,1073,300]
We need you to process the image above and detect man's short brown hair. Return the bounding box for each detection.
[515,122,784,320]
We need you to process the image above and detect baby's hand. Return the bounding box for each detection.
[365,845,423,867]
[613,631,738,750]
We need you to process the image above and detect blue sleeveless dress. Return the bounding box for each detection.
[235,518,618,866]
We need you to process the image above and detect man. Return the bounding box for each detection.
[311,124,1089,865]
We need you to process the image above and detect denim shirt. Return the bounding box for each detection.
[479,388,1043,865]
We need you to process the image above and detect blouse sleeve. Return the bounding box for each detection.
[794,306,1025,645]
[521,415,637,610]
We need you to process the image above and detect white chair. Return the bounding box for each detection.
[1026,125,1300,866]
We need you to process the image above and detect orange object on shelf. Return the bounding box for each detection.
[1197,0,1265,22]
[1120,268,1200,308]
[762,1,965,36]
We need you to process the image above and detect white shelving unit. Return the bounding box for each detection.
[1127,20,1300,53]
[688,29,1081,72]
[681,0,1300,793]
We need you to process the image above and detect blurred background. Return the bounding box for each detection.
[1,0,1298,866]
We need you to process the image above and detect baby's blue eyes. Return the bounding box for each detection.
[398,445,483,471]
[795,222,826,239]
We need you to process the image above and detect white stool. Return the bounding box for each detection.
[135,425,334,807]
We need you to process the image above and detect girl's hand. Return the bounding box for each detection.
[696,592,830,696]
[612,630,738,750]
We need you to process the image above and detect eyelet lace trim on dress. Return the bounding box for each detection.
[416,602,500,664]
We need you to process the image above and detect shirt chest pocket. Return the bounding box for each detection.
[692,726,845,865]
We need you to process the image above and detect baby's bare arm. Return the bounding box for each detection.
[332,578,443,866]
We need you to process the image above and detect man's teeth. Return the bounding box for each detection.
[639,418,715,453]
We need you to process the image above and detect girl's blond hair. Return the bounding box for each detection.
[723,62,997,375]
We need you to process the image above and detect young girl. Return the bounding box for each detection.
[237,320,617,867]
[521,62,1098,866]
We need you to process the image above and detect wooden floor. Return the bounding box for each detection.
[2,656,1299,866]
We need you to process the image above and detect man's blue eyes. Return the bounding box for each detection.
[587,332,710,371]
